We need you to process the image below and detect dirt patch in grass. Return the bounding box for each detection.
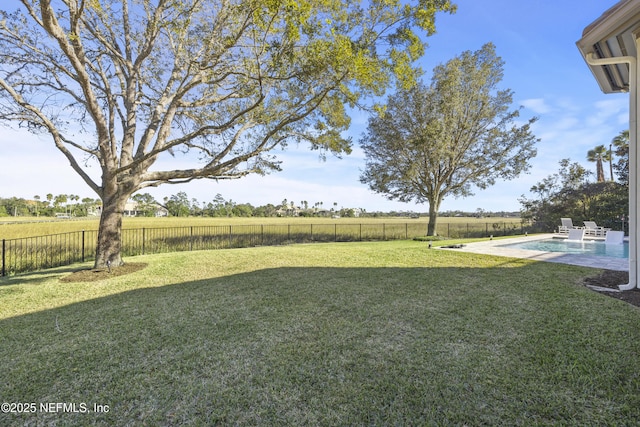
[583,270,640,308]
[60,263,148,283]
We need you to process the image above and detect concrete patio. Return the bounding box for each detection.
[439,234,629,271]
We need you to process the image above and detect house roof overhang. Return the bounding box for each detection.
[576,0,640,93]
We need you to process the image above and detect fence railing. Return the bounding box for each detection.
[1,221,542,276]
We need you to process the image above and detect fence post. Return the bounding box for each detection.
[360,224,362,241]
[335,224,337,242]
[190,226,194,251]
[406,223,408,239]
[2,239,5,277]
[82,230,85,263]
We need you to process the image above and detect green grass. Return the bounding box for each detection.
[1,241,639,425]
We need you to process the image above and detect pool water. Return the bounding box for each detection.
[500,238,629,259]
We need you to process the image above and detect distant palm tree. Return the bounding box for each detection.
[587,145,611,182]
[613,129,629,147]
[612,130,629,184]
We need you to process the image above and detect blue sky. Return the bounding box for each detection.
[0,1,630,213]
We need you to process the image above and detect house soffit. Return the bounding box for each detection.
[577,0,640,93]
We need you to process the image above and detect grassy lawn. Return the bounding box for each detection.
[1,241,639,425]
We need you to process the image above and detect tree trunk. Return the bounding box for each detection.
[609,145,614,182]
[95,186,129,269]
[597,160,605,183]
[426,196,442,236]
[427,207,438,236]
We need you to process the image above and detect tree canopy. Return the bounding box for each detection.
[359,43,538,235]
[0,0,455,267]
[586,145,611,183]
[520,158,628,233]
[612,130,629,185]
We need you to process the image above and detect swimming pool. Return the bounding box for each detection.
[499,238,629,259]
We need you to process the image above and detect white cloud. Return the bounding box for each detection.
[521,98,552,114]
[0,129,97,199]
[585,98,628,127]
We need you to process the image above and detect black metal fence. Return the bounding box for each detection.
[1,221,541,276]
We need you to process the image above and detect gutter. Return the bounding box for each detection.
[585,52,638,291]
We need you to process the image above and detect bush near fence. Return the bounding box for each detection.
[1,221,542,276]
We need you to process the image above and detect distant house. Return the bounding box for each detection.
[153,205,169,217]
[90,201,168,217]
[124,201,168,217]
[123,201,141,217]
[87,205,101,216]
[276,206,303,217]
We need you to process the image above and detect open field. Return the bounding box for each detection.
[1,241,639,425]
[0,215,523,240]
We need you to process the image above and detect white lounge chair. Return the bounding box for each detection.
[583,221,610,237]
[567,228,585,241]
[604,230,625,244]
[559,218,582,234]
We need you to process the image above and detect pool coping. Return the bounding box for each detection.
[438,233,629,271]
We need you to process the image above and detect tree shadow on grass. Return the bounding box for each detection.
[0,265,91,287]
[1,264,640,426]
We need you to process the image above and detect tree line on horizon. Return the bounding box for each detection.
[0,191,518,220]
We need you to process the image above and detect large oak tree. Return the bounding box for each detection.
[360,43,538,235]
[0,0,455,267]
